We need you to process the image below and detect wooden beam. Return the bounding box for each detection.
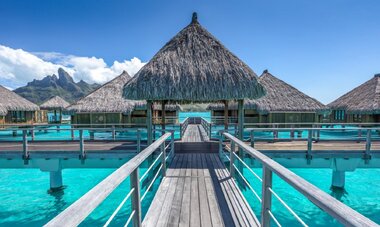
[224,100,228,130]
[147,100,153,145]
[238,100,244,140]
[161,100,166,134]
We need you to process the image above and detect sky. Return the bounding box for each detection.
[0,0,379,104]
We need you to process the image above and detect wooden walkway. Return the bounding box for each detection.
[182,125,209,142]
[143,153,259,227]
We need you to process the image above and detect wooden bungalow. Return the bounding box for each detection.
[40,96,70,124]
[67,71,181,127]
[328,73,380,123]
[0,85,40,124]
[122,12,265,143]
[207,70,328,125]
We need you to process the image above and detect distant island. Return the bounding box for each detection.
[14,68,100,104]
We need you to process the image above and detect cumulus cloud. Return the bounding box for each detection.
[0,45,146,88]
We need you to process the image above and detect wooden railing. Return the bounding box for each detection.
[44,132,174,227]
[179,117,189,139]
[220,132,378,227]
[200,117,212,139]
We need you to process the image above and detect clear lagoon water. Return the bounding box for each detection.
[0,111,379,226]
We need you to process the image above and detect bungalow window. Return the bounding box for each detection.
[353,114,362,122]
[334,110,345,121]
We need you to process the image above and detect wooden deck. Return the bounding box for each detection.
[182,125,209,142]
[143,153,259,227]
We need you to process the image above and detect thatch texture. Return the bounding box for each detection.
[328,74,380,114]
[40,96,70,110]
[66,71,182,114]
[123,12,265,102]
[0,85,39,116]
[67,71,138,114]
[208,70,327,114]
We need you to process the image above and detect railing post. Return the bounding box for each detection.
[307,129,312,159]
[170,132,175,157]
[357,126,362,143]
[290,124,295,140]
[22,130,29,160]
[130,168,142,227]
[365,129,371,160]
[71,126,74,141]
[209,123,212,139]
[230,141,235,178]
[179,123,182,139]
[79,129,85,159]
[137,129,141,153]
[261,166,273,227]
[31,128,35,141]
[112,125,116,141]
[218,131,223,157]
[161,143,166,177]
[250,130,255,148]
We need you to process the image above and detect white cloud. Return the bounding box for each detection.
[0,45,146,88]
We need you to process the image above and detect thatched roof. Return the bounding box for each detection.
[208,70,327,114]
[67,71,138,114]
[66,71,182,114]
[0,85,39,116]
[328,74,380,114]
[40,96,70,110]
[123,12,265,102]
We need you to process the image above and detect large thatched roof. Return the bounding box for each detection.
[0,85,39,116]
[40,96,70,110]
[328,74,380,114]
[67,71,182,114]
[123,12,265,102]
[208,70,327,114]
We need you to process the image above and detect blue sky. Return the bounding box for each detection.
[0,0,379,104]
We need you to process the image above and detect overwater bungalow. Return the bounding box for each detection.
[0,85,39,125]
[39,96,70,124]
[207,70,327,126]
[123,12,265,142]
[328,73,380,123]
[67,71,181,127]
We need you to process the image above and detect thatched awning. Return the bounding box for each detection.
[123,12,265,102]
[40,96,70,111]
[67,71,138,115]
[328,74,380,114]
[0,85,39,116]
[208,70,327,114]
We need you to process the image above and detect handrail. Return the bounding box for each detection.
[221,132,378,227]
[180,117,190,139]
[44,132,173,227]
[200,117,212,139]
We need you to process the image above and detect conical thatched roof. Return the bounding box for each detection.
[67,71,138,114]
[66,71,182,114]
[328,74,380,114]
[0,85,39,116]
[40,96,70,110]
[208,70,327,114]
[123,12,265,102]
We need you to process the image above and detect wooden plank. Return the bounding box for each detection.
[190,154,200,227]
[179,155,192,227]
[143,154,180,227]
[201,154,224,227]
[197,154,212,226]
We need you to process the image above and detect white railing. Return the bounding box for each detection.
[179,117,190,139]
[219,132,378,227]
[44,132,174,227]
[200,117,212,139]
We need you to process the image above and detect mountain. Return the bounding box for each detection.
[14,68,100,105]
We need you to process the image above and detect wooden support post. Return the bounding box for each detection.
[250,130,255,148]
[230,141,235,178]
[130,168,142,227]
[179,123,183,139]
[170,132,175,158]
[238,100,244,140]
[31,129,35,141]
[316,125,321,142]
[290,124,295,140]
[147,100,153,145]
[71,125,74,140]
[137,129,141,153]
[161,101,166,136]
[161,143,166,177]
[365,129,371,160]
[218,132,223,158]
[112,125,116,140]
[224,100,229,130]
[307,129,313,159]
[79,130,85,159]
[261,166,273,227]
[22,130,29,160]
[357,126,362,143]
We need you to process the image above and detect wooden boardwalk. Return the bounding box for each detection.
[143,153,259,227]
[182,125,209,142]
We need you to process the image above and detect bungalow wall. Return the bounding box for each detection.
[330,110,380,124]
[153,110,179,124]
[0,116,4,125]
[4,111,35,124]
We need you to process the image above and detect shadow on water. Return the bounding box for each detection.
[330,186,347,201]
[47,185,68,212]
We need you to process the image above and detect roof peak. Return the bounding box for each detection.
[374,73,380,78]
[191,12,198,24]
